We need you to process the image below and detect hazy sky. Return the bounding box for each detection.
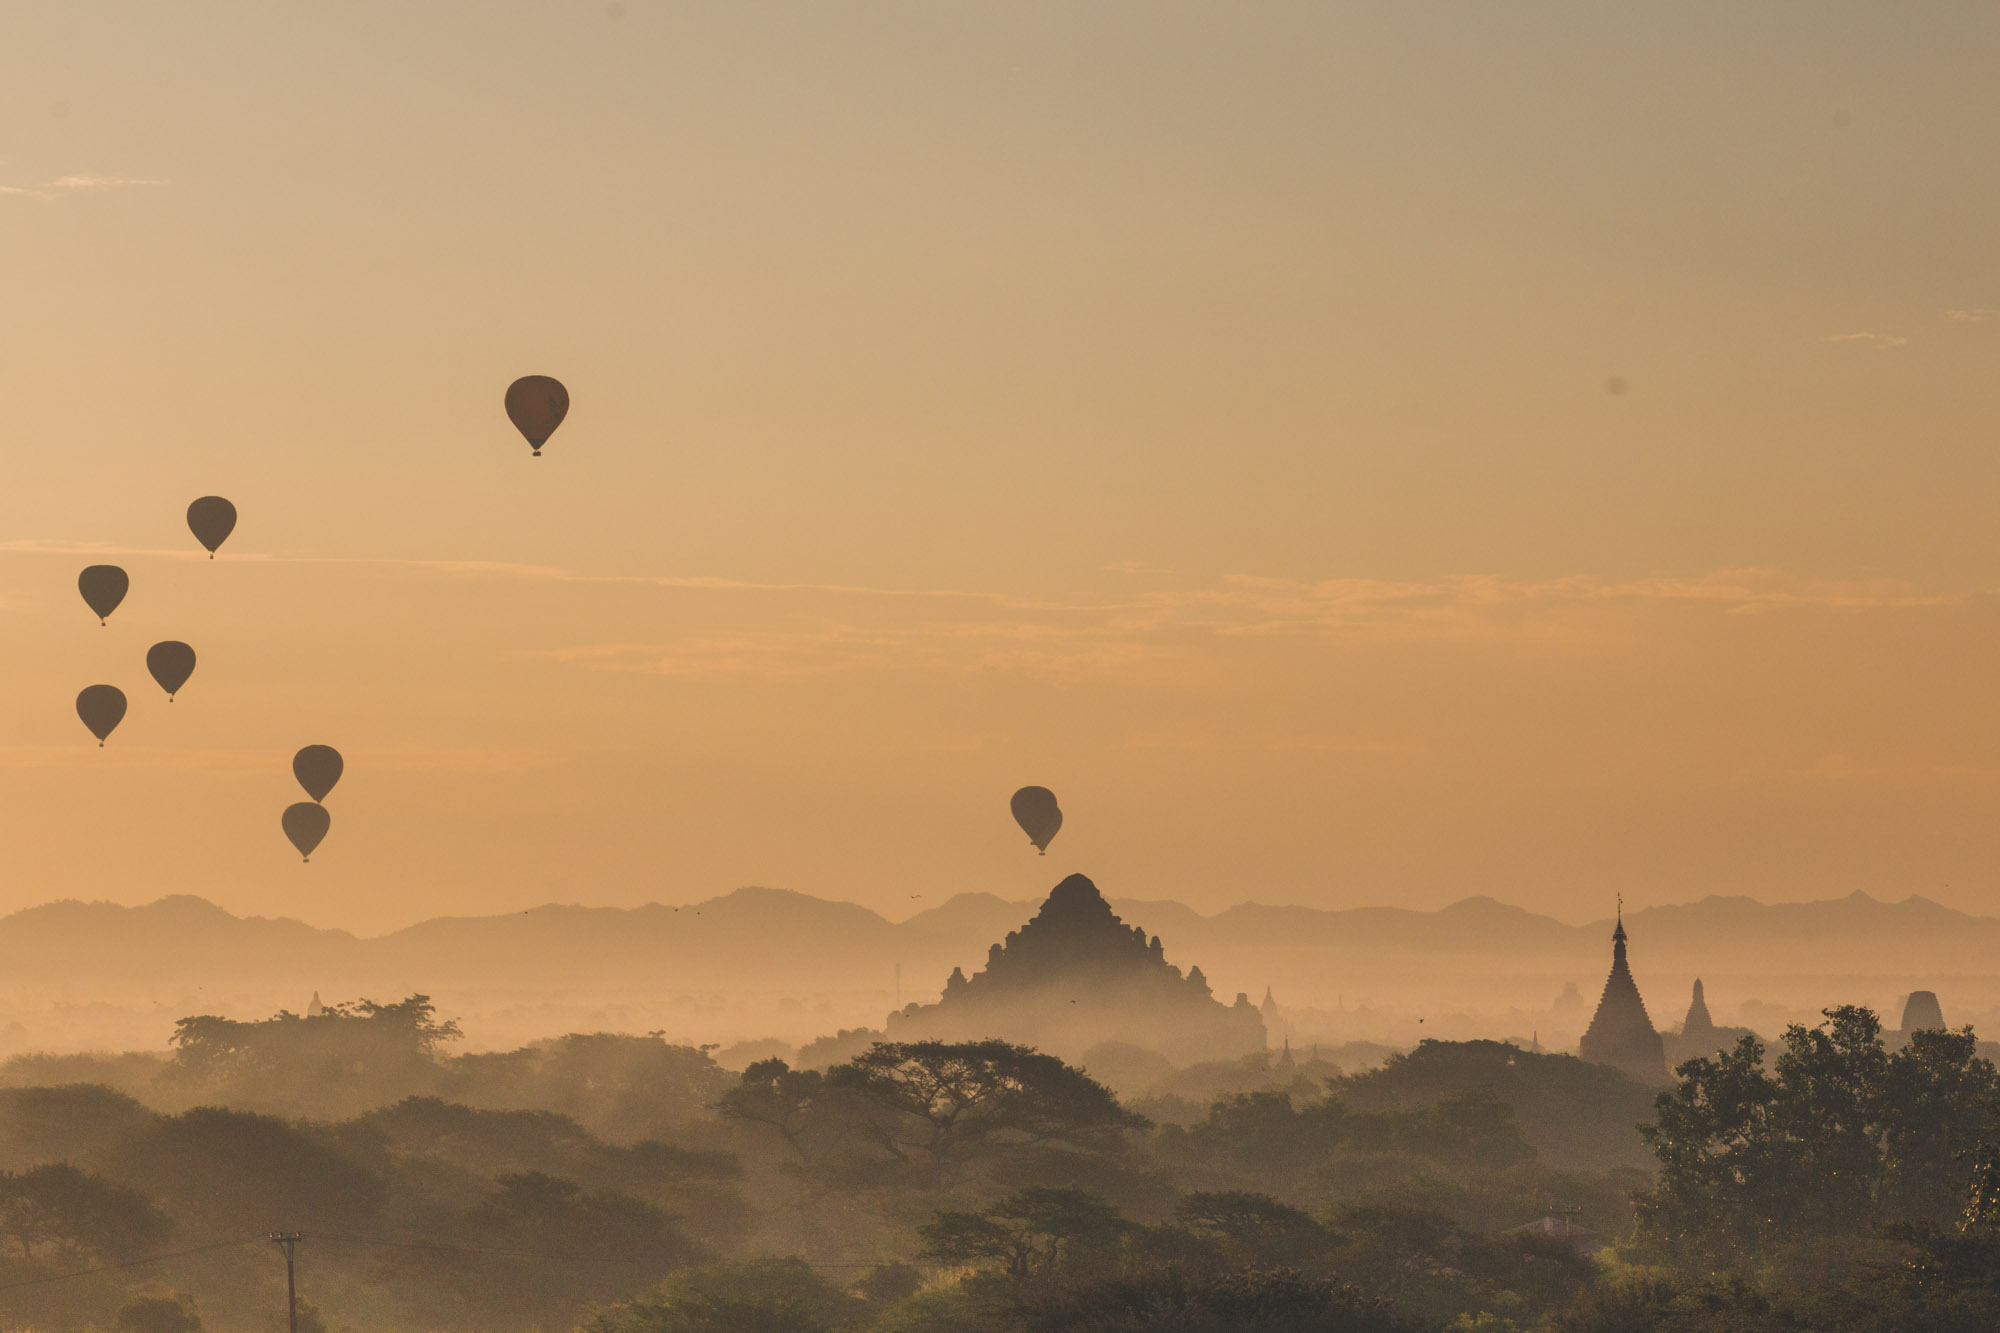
[4,3,1998,933]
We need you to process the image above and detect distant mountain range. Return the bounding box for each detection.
[2,886,1996,1055]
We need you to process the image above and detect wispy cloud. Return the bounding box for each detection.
[0,743,556,776]
[0,173,167,201]
[50,174,167,190]
[542,622,1163,680]
[1945,308,1993,323]
[3,539,1965,678]
[1820,332,1910,348]
[537,568,1966,679]
[0,540,207,558]
[0,541,1123,613]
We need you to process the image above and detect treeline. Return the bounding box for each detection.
[18,996,733,1138]
[0,1000,1994,1331]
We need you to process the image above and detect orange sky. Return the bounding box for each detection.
[4,3,1999,933]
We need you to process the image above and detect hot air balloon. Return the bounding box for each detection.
[282,802,330,861]
[293,745,343,803]
[76,685,127,746]
[146,642,196,700]
[78,566,128,625]
[505,375,569,456]
[1010,786,1063,855]
[186,496,237,558]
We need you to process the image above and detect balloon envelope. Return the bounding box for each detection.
[186,496,237,557]
[78,566,128,624]
[282,802,330,861]
[293,745,343,802]
[76,685,127,745]
[1010,786,1064,853]
[505,375,569,455]
[146,642,196,699]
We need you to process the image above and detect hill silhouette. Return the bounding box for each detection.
[1,887,1996,1057]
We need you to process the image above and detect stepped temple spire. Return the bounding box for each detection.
[1578,900,1667,1084]
[887,873,1266,1064]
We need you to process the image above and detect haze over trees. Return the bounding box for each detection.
[3,888,1995,1062]
[1,875,1997,1329]
[1,981,1996,1331]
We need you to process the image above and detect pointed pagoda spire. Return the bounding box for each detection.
[1684,978,1714,1034]
[1579,897,1666,1084]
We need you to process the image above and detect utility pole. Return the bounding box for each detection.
[270,1232,302,1333]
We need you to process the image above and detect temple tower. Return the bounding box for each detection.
[1682,979,1717,1046]
[1578,905,1667,1084]
[1899,990,1946,1034]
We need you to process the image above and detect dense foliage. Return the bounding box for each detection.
[1636,1006,2000,1266]
[0,999,1995,1331]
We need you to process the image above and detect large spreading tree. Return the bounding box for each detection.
[1636,1004,2000,1266]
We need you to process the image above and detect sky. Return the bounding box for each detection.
[3,2,1998,934]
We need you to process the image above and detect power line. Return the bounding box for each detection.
[311,1233,683,1265]
[0,1238,262,1293]
[0,1231,905,1294]
[312,1233,900,1268]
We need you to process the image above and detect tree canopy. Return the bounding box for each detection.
[1637,1005,2000,1266]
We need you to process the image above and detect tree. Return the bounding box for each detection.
[105,1107,387,1240]
[1767,1003,1886,1232]
[450,1033,730,1141]
[1013,1267,1408,1333]
[1966,1142,2000,1234]
[1173,1190,1326,1268]
[164,994,460,1116]
[358,1096,601,1176]
[169,995,462,1075]
[0,1084,156,1167]
[715,1059,860,1254]
[1336,1039,1658,1173]
[580,1258,865,1333]
[1635,1035,1780,1263]
[717,1060,826,1164]
[826,1041,1147,1191]
[0,1163,171,1263]
[915,1209,1021,1274]
[1164,1091,1340,1195]
[115,1294,201,1333]
[919,1187,1131,1279]
[1637,1006,2000,1265]
[384,1171,704,1333]
[1876,1028,2000,1225]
